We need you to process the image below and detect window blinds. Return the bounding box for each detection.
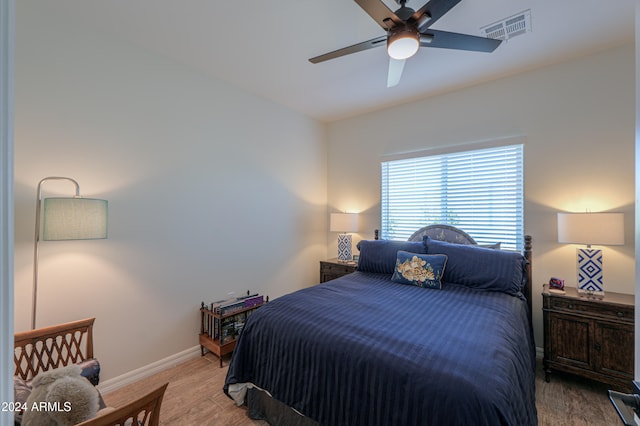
[381,144,524,250]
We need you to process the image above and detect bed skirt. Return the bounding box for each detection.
[247,387,319,426]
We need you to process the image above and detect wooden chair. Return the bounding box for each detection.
[76,382,169,426]
[14,317,95,380]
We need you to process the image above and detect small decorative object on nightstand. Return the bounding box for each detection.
[320,258,357,283]
[542,284,634,391]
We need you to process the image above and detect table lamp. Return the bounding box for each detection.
[557,212,624,295]
[330,213,358,262]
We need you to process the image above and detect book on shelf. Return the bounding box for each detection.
[243,295,263,308]
[210,293,264,315]
[216,301,245,315]
[219,312,249,344]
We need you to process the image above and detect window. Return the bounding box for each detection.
[381,143,524,250]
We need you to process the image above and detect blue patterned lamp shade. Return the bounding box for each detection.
[330,213,358,262]
[558,212,624,295]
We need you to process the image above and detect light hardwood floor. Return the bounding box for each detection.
[103,354,265,426]
[102,353,622,425]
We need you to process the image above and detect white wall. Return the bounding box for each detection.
[14,2,327,380]
[327,44,636,347]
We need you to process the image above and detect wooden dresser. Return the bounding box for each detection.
[542,285,634,391]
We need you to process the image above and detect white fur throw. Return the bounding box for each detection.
[22,365,99,426]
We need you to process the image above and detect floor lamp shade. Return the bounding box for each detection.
[330,213,358,262]
[557,212,624,294]
[43,198,108,240]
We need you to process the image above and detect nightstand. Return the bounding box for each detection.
[319,258,357,283]
[542,285,634,391]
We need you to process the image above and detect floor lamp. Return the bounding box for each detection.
[32,177,108,329]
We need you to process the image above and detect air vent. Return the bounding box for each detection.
[481,9,531,41]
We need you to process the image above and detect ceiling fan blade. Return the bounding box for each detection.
[354,0,403,29]
[387,58,406,88]
[420,29,501,52]
[411,0,462,31]
[309,35,387,63]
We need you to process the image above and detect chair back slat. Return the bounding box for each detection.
[14,318,95,380]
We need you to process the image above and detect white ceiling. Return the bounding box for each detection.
[41,0,635,122]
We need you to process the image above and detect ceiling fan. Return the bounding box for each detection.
[309,0,502,87]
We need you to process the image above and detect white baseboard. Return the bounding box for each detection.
[97,345,201,394]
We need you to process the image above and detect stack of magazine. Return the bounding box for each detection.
[207,293,265,344]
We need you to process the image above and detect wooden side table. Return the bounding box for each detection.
[320,258,357,283]
[542,285,634,391]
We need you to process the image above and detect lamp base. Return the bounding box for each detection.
[576,248,604,296]
[337,234,352,262]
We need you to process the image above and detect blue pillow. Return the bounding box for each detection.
[391,251,448,289]
[356,240,427,274]
[423,236,527,296]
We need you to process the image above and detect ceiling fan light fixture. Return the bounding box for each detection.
[387,26,420,60]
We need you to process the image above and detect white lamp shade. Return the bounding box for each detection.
[388,37,419,60]
[387,26,420,60]
[557,212,624,246]
[330,213,358,233]
[43,197,108,240]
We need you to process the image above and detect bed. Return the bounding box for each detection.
[224,226,537,425]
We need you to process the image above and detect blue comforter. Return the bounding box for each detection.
[224,271,537,425]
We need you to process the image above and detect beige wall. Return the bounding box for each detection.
[14,2,327,380]
[327,44,636,347]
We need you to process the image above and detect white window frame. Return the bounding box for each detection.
[381,137,524,250]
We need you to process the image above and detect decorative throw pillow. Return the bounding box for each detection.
[77,358,101,386]
[391,251,448,289]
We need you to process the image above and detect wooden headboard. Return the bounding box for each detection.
[408,224,477,245]
[14,317,95,381]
